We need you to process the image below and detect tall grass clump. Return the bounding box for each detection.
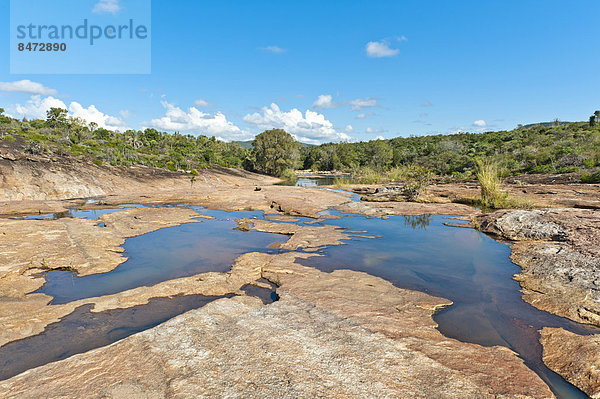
[475,158,508,209]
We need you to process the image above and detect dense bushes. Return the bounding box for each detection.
[0,112,249,171]
[302,122,600,177]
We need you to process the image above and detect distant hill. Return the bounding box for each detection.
[521,121,574,129]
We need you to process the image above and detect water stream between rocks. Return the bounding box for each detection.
[2,182,598,398]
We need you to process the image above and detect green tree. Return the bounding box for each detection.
[46,107,68,128]
[590,115,596,128]
[251,129,301,176]
[0,108,4,115]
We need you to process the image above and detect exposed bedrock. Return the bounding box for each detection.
[476,208,600,327]
[541,328,600,398]
[0,253,553,398]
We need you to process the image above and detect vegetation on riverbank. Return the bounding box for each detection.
[1,107,599,183]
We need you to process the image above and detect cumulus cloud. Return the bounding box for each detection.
[145,101,249,140]
[92,0,121,15]
[366,41,399,58]
[473,120,487,127]
[312,94,378,111]
[260,46,286,54]
[312,94,335,109]
[356,113,366,119]
[12,95,67,120]
[243,103,351,144]
[375,135,385,140]
[10,95,128,131]
[69,102,129,131]
[194,99,210,107]
[0,80,57,95]
[422,100,433,107]
[344,125,354,133]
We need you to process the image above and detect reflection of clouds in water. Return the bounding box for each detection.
[362,252,395,268]
[451,228,486,250]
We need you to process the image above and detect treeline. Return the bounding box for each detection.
[301,121,600,177]
[0,108,247,171]
[1,106,599,180]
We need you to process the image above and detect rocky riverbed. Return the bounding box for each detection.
[1,157,599,397]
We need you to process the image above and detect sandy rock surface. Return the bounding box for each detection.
[0,253,553,398]
[541,328,600,398]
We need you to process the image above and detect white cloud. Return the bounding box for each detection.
[69,102,128,131]
[349,97,377,111]
[243,103,351,144]
[473,120,487,127]
[398,35,408,42]
[356,113,366,119]
[194,99,210,107]
[312,94,335,109]
[12,95,67,120]
[312,94,378,111]
[366,41,399,58]
[375,135,385,140]
[10,95,128,131]
[344,125,354,133]
[422,100,433,107]
[119,110,134,119]
[260,46,286,54]
[145,101,249,140]
[0,80,57,95]
[366,127,384,134]
[92,0,121,15]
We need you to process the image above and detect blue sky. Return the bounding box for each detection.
[1,0,599,143]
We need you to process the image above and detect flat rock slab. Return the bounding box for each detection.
[0,254,554,398]
[541,328,600,398]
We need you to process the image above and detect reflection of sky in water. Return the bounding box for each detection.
[304,211,597,399]
[36,208,287,304]
[19,196,598,397]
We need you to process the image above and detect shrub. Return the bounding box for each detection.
[581,169,600,184]
[399,165,432,201]
[2,135,16,142]
[279,168,296,179]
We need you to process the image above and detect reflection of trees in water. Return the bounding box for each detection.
[402,214,432,230]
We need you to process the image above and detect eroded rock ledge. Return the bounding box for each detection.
[540,328,600,398]
[0,252,553,398]
[476,208,600,327]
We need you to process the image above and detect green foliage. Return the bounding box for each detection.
[301,121,600,177]
[251,129,301,176]
[2,134,16,142]
[581,169,600,184]
[399,165,433,201]
[0,115,250,172]
[46,107,68,128]
[279,168,297,180]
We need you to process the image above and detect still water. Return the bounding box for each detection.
[4,200,599,397]
[300,210,598,398]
